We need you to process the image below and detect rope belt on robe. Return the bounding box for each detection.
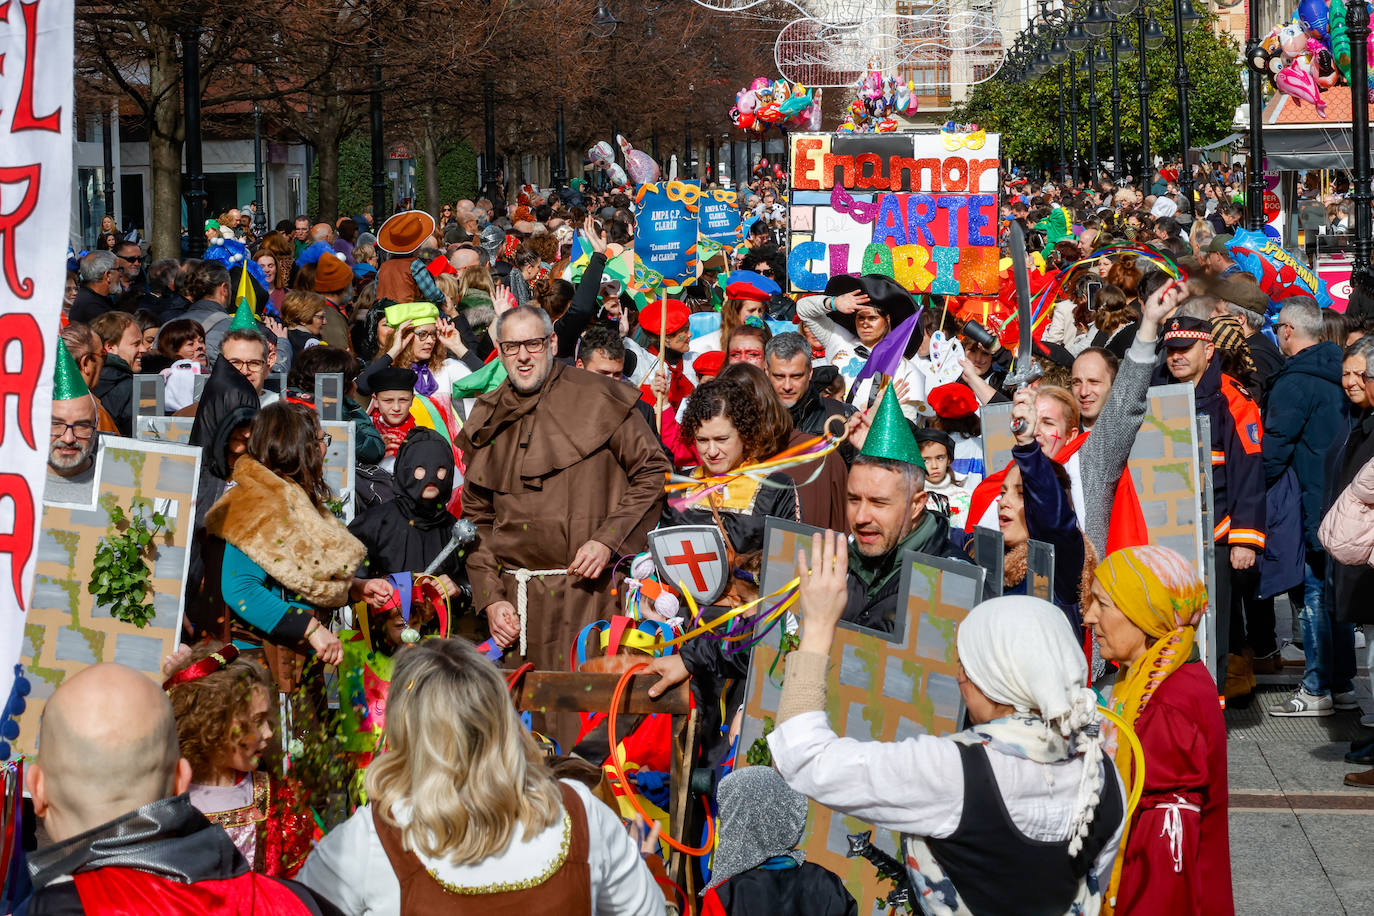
[1155,794,1201,874]
[505,567,570,656]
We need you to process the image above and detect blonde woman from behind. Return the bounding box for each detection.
[298,638,665,916]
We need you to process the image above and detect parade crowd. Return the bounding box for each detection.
[29,158,1374,916]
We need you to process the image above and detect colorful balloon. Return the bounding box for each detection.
[616,135,661,186]
[586,141,613,169]
[1332,0,1351,77]
[1225,227,1332,308]
[1276,61,1327,116]
[1299,0,1330,40]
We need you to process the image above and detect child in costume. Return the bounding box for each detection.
[162,642,317,878]
[336,581,445,783]
[703,767,857,916]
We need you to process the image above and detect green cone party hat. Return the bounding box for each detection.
[859,382,925,469]
[53,339,90,400]
[228,298,259,332]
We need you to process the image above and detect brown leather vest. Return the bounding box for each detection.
[372,782,592,915]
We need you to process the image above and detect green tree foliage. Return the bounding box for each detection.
[416,141,479,208]
[954,9,1244,176]
[308,134,393,218]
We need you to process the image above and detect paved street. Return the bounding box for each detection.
[1228,605,1374,914]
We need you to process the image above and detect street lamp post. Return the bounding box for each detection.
[369,69,386,221]
[684,120,693,180]
[1087,48,1101,185]
[483,81,499,203]
[1136,7,1152,185]
[708,134,716,185]
[552,104,567,190]
[182,24,207,258]
[252,101,266,234]
[1068,53,1080,183]
[102,110,115,221]
[1172,0,1197,215]
[1350,1,1372,274]
[1110,22,1127,184]
[1244,3,1266,229]
[1058,65,1069,181]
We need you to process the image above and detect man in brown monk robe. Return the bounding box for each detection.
[457,305,670,681]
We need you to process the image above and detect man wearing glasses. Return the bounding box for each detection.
[456,305,670,746]
[47,342,102,504]
[112,240,146,312]
[220,329,279,406]
[292,215,311,256]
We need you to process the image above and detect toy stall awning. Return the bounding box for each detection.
[1259,88,1374,170]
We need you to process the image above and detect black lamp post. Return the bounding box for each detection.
[182,24,207,258]
[552,103,567,190]
[684,118,693,180]
[1172,0,1201,215]
[102,109,115,220]
[1110,21,1129,183]
[252,101,266,234]
[1137,9,1163,185]
[1067,54,1080,184]
[483,81,499,203]
[707,134,716,184]
[1058,65,1069,181]
[1243,2,1266,229]
[1089,45,1107,184]
[1350,1,1372,274]
[369,64,386,221]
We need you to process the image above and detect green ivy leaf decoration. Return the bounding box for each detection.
[89,499,174,629]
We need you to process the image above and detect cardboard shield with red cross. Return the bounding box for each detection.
[647,525,730,607]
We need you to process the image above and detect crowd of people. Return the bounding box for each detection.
[30,158,1374,916]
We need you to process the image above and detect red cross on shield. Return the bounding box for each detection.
[648,525,730,607]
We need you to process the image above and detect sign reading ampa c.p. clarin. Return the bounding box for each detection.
[786,132,1001,297]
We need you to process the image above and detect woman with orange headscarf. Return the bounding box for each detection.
[1084,546,1233,916]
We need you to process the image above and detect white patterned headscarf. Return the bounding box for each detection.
[954,596,1105,856]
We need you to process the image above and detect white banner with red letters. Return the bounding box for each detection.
[0,0,73,702]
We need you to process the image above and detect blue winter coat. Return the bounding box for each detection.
[1261,341,1349,551]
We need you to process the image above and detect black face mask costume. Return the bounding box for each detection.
[394,428,454,528]
[347,428,458,577]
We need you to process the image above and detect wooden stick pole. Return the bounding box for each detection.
[655,289,667,432]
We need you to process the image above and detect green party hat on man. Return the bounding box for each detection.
[858,383,925,469]
[227,298,259,332]
[53,338,90,400]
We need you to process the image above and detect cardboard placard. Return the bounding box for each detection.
[133,416,357,521]
[23,438,201,756]
[699,189,743,248]
[786,132,1001,297]
[632,181,701,285]
[1027,539,1055,603]
[760,518,827,602]
[740,549,986,913]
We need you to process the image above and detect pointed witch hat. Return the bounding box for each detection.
[54,338,90,400]
[858,382,925,470]
[227,298,260,332]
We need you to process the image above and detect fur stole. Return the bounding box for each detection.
[204,456,365,608]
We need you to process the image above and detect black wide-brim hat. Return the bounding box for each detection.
[822,273,923,356]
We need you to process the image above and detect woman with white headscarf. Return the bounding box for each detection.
[768,531,1126,916]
